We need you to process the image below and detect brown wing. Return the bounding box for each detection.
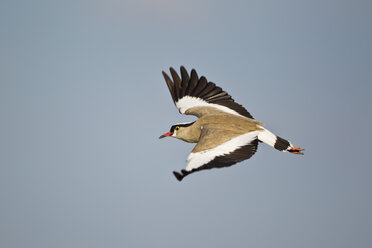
[172,128,259,181]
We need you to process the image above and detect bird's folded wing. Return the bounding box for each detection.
[162,66,254,119]
[185,128,259,173]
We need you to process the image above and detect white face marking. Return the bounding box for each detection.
[175,96,243,117]
[175,121,194,125]
[171,122,194,138]
[186,131,259,171]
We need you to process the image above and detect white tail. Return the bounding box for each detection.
[258,127,293,152]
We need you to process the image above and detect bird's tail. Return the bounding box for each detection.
[257,127,304,155]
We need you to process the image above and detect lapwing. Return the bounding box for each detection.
[159,66,304,181]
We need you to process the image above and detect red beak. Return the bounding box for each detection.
[159,131,173,139]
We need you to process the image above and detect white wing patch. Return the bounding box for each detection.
[176,96,243,117]
[186,131,259,171]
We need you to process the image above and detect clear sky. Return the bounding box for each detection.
[1,0,371,247]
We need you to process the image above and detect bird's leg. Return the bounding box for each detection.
[288,146,304,155]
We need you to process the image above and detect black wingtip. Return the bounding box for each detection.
[169,67,182,100]
[180,66,189,81]
[169,67,177,76]
[161,70,168,79]
[190,69,198,78]
[162,70,177,103]
[173,171,184,181]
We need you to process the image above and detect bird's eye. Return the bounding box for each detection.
[175,126,180,131]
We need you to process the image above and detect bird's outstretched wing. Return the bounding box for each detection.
[162,66,254,119]
[173,128,259,181]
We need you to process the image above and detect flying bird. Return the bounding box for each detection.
[159,66,304,181]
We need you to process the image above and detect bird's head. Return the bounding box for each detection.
[159,122,195,140]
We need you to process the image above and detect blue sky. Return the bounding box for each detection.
[1,0,371,247]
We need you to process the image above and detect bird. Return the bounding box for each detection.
[159,66,304,181]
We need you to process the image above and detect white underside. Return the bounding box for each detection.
[176,96,243,117]
[186,131,259,171]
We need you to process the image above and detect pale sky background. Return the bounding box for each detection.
[1,0,371,247]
